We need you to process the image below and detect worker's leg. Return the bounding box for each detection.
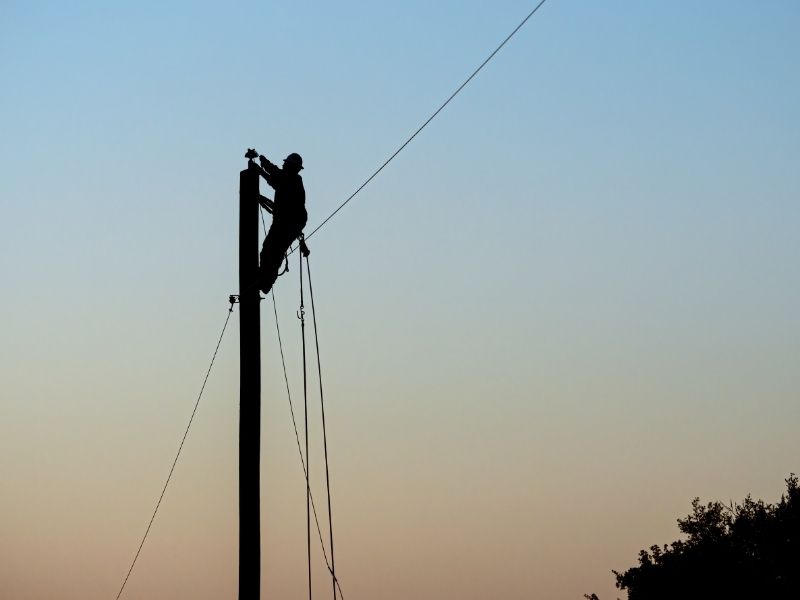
[259,227,294,294]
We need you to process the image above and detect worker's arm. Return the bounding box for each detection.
[259,155,280,175]
[257,155,280,189]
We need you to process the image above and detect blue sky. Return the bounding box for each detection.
[1,2,799,599]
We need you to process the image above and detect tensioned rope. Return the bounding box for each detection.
[289,0,549,254]
[114,299,236,600]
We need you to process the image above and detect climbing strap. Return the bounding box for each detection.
[278,234,308,277]
[277,252,290,277]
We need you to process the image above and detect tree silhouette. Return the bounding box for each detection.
[587,474,799,600]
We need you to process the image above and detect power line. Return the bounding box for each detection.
[293,0,550,251]
[114,299,235,600]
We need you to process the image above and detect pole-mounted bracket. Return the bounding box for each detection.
[230,293,265,304]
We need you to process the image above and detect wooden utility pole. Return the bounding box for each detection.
[239,155,261,599]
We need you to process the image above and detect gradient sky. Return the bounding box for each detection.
[1,1,799,599]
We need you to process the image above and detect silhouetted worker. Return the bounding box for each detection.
[256,152,307,294]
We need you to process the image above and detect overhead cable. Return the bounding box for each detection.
[293,0,550,251]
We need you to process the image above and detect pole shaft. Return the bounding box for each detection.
[239,163,261,600]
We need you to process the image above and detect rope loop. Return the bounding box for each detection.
[299,234,311,258]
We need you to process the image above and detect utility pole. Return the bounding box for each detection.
[239,151,261,600]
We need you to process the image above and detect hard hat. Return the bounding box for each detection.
[284,153,304,170]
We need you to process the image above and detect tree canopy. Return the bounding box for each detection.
[588,474,799,600]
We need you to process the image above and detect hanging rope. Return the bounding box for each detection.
[299,245,313,600]
[272,289,346,599]
[305,252,338,600]
[114,298,235,599]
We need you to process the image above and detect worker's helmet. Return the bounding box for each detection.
[284,153,304,170]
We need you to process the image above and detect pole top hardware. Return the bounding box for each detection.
[245,148,259,161]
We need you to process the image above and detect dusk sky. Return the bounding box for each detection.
[1,1,799,599]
